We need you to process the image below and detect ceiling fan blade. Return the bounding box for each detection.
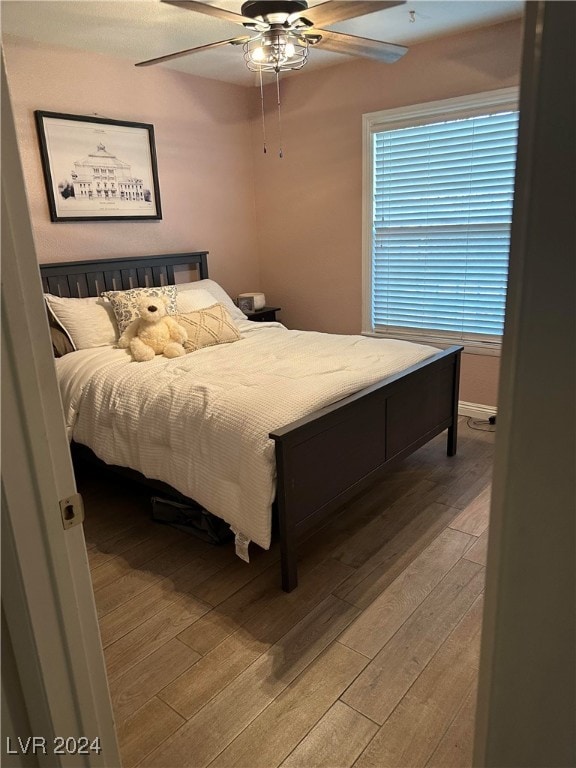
[313,28,407,63]
[135,36,251,67]
[161,0,255,26]
[297,1,405,28]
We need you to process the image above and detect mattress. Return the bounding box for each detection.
[56,320,437,550]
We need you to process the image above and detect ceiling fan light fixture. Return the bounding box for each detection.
[243,30,309,73]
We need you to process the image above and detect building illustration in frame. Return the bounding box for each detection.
[70,142,146,202]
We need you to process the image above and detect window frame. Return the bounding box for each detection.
[362,87,519,356]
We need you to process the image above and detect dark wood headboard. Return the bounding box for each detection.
[39,251,209,298]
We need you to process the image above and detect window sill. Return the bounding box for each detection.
[362,329,502,357]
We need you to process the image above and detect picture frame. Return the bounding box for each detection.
[237,296,255,313]
[34,111,162,222]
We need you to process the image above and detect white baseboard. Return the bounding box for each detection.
[458,400,497,419]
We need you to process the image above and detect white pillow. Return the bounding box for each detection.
[176,287,221,314]
[176,279,246,323]
[44,294,118,350]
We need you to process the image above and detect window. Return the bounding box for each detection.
[363,88,519,352]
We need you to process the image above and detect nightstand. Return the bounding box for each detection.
[245,306,281,323]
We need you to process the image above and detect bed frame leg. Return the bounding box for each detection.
[280,532,298,592]
[447,422,458,457]
[274,444,299,591]
[447,351,461,457]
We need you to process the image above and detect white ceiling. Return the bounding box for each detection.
[1,0,524,86]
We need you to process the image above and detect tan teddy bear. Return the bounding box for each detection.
[118,296,188,362]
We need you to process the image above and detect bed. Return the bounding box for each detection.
[41,251,462,592]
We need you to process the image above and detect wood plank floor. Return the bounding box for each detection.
[78,417,494,768]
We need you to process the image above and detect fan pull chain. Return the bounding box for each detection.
[259,68,267,154]
[276,70,283,159]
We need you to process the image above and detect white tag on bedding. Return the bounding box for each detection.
[232,529,251,563]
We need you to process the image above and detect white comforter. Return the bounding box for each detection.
[56,320,437,550]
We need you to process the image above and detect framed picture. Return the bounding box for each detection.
[237,296,255,313]
[34,111,162,222]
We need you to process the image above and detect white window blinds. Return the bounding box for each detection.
[370,107,519,345]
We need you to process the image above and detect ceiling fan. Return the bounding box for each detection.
[136,0,408,71]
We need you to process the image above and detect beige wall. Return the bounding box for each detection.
[3,20,522,407]
[250,19,523,406]
[2,35,261,300]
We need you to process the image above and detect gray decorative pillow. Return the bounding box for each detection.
[101,285,178,333]
[50,325,75,357]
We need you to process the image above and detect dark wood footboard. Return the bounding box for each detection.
[270,345,462,592]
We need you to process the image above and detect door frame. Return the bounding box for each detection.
[1,55,120,768]
[473,3,576,765]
